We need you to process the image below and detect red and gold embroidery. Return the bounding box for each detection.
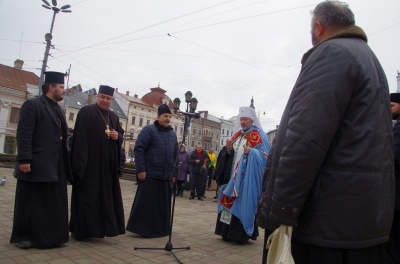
[220,194,235,209]
[243,130,262,148]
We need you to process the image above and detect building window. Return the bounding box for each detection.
[193,129,196,135]
[146,119,150,126]
[175,126,178,132]
[131,116,136,125]
[9,107,20,124]
[227,130,229,136]
[222,129,225,135]
[139,118,143,126]
[68,112,74,121]
[221,139,224,145]
[211,133,213,139]
[180,127,183,135]
[4,136,16,154]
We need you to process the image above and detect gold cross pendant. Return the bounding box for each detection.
[105,125,110,138]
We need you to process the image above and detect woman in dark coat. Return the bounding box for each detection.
[176,144,189,197]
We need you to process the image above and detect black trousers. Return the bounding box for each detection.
[292,240,388,264]
[387,211,400,264]
[190,173,204,199]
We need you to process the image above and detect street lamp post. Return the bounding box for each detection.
[38,0,71,95]
[173,91,200,147]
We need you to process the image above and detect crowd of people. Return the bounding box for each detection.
[9,1,399,263]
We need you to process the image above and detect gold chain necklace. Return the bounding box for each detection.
[96,104,110,138]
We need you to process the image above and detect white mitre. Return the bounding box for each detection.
[233,106,263,133]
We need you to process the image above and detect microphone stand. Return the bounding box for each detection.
[134,112,194,264]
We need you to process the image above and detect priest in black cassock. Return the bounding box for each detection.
[11,71,72,249]
[69,85,125,241]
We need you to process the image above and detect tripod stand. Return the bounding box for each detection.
[134,158,190,264]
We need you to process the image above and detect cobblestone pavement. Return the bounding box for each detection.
[0,167,264,263]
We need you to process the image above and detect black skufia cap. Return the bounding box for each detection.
[390,93,400,104]
[44,71,65,84]
[158,103,171,116]
[98,85,115,96]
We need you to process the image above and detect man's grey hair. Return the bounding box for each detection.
[312,1,355,28]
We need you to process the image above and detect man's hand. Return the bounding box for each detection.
[226,139,233,151]
[243,146,251,154]
[138,171,146,181]
[19,163,31,173]
[110,129,118,140]
[171,176,176,184]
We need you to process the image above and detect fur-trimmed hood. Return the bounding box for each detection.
[302,25,367,64]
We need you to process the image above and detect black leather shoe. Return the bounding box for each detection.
[189,197,194,200]
[71,233,90,242]
[15,241,32,249]
[198,198,204,201]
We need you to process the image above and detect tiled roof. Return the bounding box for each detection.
[115,91,150,108]
[0,64,39,91]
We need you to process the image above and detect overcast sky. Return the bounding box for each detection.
[1,0,399,131]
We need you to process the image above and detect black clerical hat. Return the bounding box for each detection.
[158,104,171,116]
[99,85,115,96]
[390,93,400,104]
[44,71,65,84]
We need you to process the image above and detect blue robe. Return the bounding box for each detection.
[219,125,270,236]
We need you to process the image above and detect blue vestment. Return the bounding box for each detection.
[219,125,270,236]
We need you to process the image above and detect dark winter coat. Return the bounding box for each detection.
[257,26,394,249]
[188,149,209,174]
[134,121,178,181]
[177,151,189,181]
[14,95,72,182]
[393,121,400,211]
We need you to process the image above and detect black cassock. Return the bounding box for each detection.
[69,104,125,239]
[11,98,69,247]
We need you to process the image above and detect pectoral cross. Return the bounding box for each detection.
[105,125,110,138]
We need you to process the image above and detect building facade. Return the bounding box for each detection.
[0,62,38,154]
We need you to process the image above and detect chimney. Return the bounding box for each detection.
[134,94,138,98]
[126,91,130,96]
[70,86,77,93]
[88,94,93,105]
[203,111,208,119]
[14,59,24,70]
[115,88,118,93]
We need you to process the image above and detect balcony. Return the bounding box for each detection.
[203,136,212,142]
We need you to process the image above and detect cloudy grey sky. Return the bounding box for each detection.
[1,0,399,131]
